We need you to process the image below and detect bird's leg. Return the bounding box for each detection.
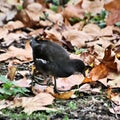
[83,71,86,77]
[53,76,59,93]
[31,64,36,86]
[46,75,54,86]
[53,77,72,93]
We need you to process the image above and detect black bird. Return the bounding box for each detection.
[30,38,86,92]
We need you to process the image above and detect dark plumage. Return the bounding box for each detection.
[30,38,86,92]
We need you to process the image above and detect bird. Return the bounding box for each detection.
[30,38,86,92]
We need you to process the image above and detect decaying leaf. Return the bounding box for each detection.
[7,63,17,81]
[14,77,31,88]
[13,93,55,114]
[102,45,117,72]
[56,74,84,91]
[82,0,104,15]
[0,100,13,110]
[109,105,120,115]
[109,93,120,115]
[63,0,84,19]
[51,91,75,100]
[89,45,118,81]
[0,41,32,62]
[104,0,120,25]
[89,63,108,81]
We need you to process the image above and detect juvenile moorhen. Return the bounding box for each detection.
[30,38,86,92]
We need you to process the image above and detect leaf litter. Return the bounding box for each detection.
[0,0,120,119]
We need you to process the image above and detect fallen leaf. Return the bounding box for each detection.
[4,20,24,31]
[82,0,104,15]
[63,0,84,19]
[109,105,120,115]
[7,63,17,81]
[107,74,120,88]
[63,29,92,47]
[111,94,120,105]
[14,77,31,88]
[89,63,108,81]
[56,74,84,91]
[104,0,120,25]
[109,93,120,114]
[102,45,117,72]
[0,41,32,62]
[115,57,120,72]
[52,91,75,100]
[82,77,93,83]
[45,28,62,42]
[13,93,55,114]
[31,84,53,95]
[0,100,13,110]
[83,23,101,37]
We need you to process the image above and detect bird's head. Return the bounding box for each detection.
[70,59,86,77]
[30,38,40,49]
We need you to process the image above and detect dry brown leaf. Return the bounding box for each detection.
[7,0,22,5]
[23,93,55,114]
[109,93,120,114]
[4,20,24,31]
[111,94,120,106]
[0,41,32,62]
[115,57,120,72]
[100,26,113,36]
[83,24,101,37]
[80,46,98,65]
[29,28,44,36]
[98,72,120,88]
[51,91,75,100]
[15,6,40,27]
[25,3,43,22]
[71,21,85,31]
[45,28,62,42]
[0,1,17,26]
[1,32,26,47]
[14,77,31,88]
[43,10,64,25]
[0,28,9,39]
[63,29,92,47]
[56,74,84,91]
[104,0,120,12]
[109,106,120,115]
[79,83,91,91]
[107,10,120,26]
[79,83,101,94]
[0,100,13,110]
[98,77,108,87]
[107,74,120,88]
[63,0,84,19]
[7,62,17,81]
[82,77,93,83]
[31,84,53,95]
[104,0,120,25]
[102,45,117,72]
[13,93,55,114]
[89,63,108,81]
[82,0,104,15]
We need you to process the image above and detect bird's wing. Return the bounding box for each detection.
[40,41,70,62]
